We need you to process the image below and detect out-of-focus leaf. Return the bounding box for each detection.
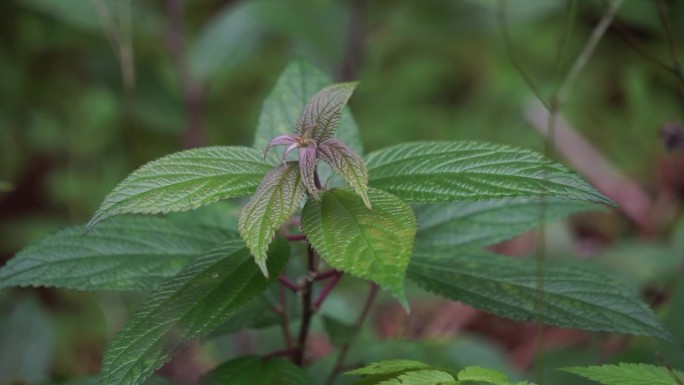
[0,216,232,291]
[323,315,356,346]
[407,249,674,342]
[366,141,614,205]
[190,1,267,81]
[200,355,311,385]
[595,242,683,286]
[46,376,173,385]
[253,60,363,158]
[0,297,54,385]
[561,363,684,385]
[87,146,271,230]
[302,188,416,308]
[458,366,511,385]
[346,360,432,376]
[20,0,100,31]
[99,239,289,385]
[238,162,305,276]
[414,198,600,250]
[0,179,13,192]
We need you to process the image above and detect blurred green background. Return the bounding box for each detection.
[1,0,684,384]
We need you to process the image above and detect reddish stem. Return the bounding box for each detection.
[278,276,300,293]
[314,272,343,310]
[286,234,307,242]
[315,269,340,281]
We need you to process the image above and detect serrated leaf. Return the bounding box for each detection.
[561,363,684,385]
[302,188,416,308]
[294,82,358,143]
[458,366,511,385]
[319,138,371,209]
[253,60,363,158]
[99,240,289,385]
[378,370,456,385]
[366,141,613,205]
[87,147,272,230]
[414,198,600,250]
[200,355,310,385]
[238,162,306,276]
[407,250,674,342]
[0,216,232,291]
[346,360,432,376]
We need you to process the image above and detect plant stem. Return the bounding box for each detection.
[286,234,307,242]
[315,269,340,281]
[314,272,343,310]
[278,276,300,293]
[325,282,378,385]
[278,284,294,349]
[295,245,317,366]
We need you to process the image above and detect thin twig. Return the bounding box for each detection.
[325,283,378,385]
[314,272,343,310]
[165,0,206,148]
[286,234,307,242]
[278,284,294,349]
[295,245,317,366]
[278,276,300,293]
[315,269,340,281]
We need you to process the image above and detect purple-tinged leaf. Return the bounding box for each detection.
[299,143,320,201]
[294,82,358,144]
[319,139,371,209]
[239,163,305,276]
[264,135,297,162]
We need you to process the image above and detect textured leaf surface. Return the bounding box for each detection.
[238,163,305,276]
[294,82,357,143]
[319,138,371,208]
[561,364,684,385]
[0,216,232,291]
[408,250,674,341]
[253,60,362,157]
[458,366,510,385]
[366,141,613,205]
[200,355,310,385]
[346,360,432,376]
[87,146,271,230]
[302,188,416,308]
[379,370,456,385]
[100,240,289,385]
[414,198,599,250]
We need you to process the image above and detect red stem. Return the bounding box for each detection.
[278,276,300,293]
[314,272,343,310]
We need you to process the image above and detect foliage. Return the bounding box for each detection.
[561,363,684,385]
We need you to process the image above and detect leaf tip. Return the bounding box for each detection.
[256,258,270,278]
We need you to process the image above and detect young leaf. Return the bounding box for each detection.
[294,82,358,143]
[366,141,614,205]
[458,366,511,385]
[561,363,684,385]
[238,162,306,276]
[408,250,674,342]
[99,239,289,385]
[0,216,232,291]
[253,60,363,158]
[301,188,416,308]
[87,146,272,230]
[414,198,600,250]
[319,138,371,209]
[200,355,311,385]
[346,359,432,376]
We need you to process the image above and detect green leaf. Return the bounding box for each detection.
[366,141,613,205]
[458,366,511,385]
[378,370,457,385]
[323,315,356,346]
[200,355,311,385]
[87,146,272,231]
[561,363,684,385]
[346,360,432,376]
[238,162,306,276]
[0,216,232,291]
[302,188,416,308]
[189,1,266,81]
[407,250,674,342]
[319,138,371,209]
[99,239,289,385]
[414,198,600,250]
[294,82,358,143]
[253,60,363,158]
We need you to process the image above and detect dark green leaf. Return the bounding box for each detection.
[414,198,600,250]
[99,240,289,385]
[253,60,362,158]
[200,355,310,385]
[323,315,356,346]
[366,141,613,205]
[302,188,416,308]
[87,146,271,230]
[319,138,371,209]
[346,359,432,376]
[408,250,674,342]
[0,216,232,291]
[561,363,684,385]
[238,162,306,276]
